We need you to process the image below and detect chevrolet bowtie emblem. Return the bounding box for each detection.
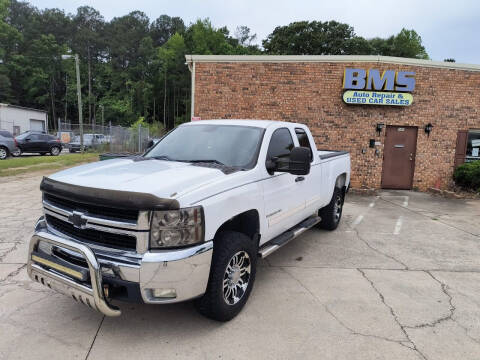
[68,211,88,229]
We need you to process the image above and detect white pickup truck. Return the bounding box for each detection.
[27,120,350,321]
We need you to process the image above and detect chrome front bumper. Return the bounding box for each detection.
[27,218,213,316]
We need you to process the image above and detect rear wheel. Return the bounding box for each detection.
[0,147,8,160]
[318,187,344,230]
[11,149,21,157]
[195,231,257,321]
[50,146,61,156]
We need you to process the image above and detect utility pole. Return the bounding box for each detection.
[75,54,84,153]
[62,53,84,152]
[88,46,92,126]
[64,73,68,129]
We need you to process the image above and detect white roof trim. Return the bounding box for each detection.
[185,55,480,72]
[0,103,48,113]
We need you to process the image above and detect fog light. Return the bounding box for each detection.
[152,288,177,299]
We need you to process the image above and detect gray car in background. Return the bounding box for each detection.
[0,130,20,160]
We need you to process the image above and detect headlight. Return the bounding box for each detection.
[150,206,204,248]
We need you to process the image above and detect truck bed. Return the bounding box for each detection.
[317,150,349,160]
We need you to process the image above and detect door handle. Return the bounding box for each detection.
[295,176,305,182]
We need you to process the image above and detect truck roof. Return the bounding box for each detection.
[183,119,301,129]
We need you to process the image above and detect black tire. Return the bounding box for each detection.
[318,187,344,230]
[0,146,9,160]
[11,148,21,157]
[50,146,61,156]
[195,231,257,322]
[69,148,76,153]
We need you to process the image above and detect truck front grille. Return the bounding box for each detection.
[44,193,139,221]
[45,214,137,251]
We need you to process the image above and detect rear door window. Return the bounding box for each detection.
[295,128,313,161]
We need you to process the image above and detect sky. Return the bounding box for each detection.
[28,0,480,64]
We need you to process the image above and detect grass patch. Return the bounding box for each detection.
[0,153,99,176]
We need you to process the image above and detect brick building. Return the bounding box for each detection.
[185,55,480,191]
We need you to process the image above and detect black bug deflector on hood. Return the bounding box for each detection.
[40,177,180,211]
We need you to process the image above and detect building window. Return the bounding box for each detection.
[466,130,480,162]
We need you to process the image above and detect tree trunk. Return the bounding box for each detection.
[163,67,167,129]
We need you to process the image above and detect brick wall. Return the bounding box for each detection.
[193,61,480,190]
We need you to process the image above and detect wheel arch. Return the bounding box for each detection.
[335,173,347,189]
[214,209,260,246]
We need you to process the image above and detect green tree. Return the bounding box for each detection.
[368,29,429,59]
[262,20,366,55]
[23,34,66,129]
[72,6,106,125]
[0,0,22,102]
[150,15,185,47]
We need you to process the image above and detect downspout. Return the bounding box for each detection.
[186,55,195,120]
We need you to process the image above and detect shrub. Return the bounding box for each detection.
[453,161,480,192]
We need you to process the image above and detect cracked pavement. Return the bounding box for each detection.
[1,172,480,359]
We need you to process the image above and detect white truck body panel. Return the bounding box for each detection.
[29,119,351,317]
[50,120,350,244]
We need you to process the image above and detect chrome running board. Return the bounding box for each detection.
[258,215,321,258]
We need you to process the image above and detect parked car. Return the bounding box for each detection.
[15,132,63,156]
[27,120,350,321]
[0,130,20,160]
[69,133,107,152]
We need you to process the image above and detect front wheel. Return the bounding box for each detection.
[50,146,61,156]
[318,187,344,230]
[195,231,257,321]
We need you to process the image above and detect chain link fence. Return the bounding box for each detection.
[58,122,151,153]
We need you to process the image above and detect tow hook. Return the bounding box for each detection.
[103,284,110,299]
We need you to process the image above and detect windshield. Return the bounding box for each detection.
[145,124,264,169]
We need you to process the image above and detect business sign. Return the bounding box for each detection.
[343,90,413,106]
[343,68,415,106]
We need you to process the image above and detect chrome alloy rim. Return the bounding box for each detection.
[0,148,7,159]
[223,251,251,305]
[51,147,60,155]
[333,195,343,221]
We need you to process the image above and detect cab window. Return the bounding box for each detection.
[295,128,313,161]
[267,128,294,161]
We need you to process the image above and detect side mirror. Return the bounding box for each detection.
[146,139,154,149]
[266,147,311,176]
[288,147,311,175]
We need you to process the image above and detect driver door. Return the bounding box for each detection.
[22,134,39,152]
[261,127,307,241]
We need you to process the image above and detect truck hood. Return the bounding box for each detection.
[48,158,229,201]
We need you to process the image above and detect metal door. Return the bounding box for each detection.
[381,126,418,189]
